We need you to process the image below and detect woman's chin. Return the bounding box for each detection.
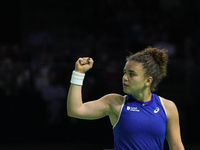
[123,89,131,94]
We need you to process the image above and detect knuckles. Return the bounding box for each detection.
[78,57,93,65]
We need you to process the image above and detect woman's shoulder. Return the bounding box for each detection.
[106,93,125,98]
[101,93,125,105]
[159,96,178,118]
[160,97,176,108]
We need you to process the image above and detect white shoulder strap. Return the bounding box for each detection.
[159,96,167,116]
[113,95,126,129]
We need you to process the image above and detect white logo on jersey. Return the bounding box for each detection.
[154,107,159,113]
[127,106,140,112]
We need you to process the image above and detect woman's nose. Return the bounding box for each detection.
[123,74,128,81]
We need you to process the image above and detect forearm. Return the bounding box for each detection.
[67,57,94,118]
[67,84,83,117]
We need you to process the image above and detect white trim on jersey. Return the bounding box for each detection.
[159,96,167,116]
[113,95,126,129]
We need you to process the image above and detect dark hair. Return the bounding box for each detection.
[126,47,168,91]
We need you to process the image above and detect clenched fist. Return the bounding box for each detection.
[75,57,94,73]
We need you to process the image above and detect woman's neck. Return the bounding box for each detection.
[132,90,152,102]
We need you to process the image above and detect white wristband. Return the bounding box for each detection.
[70,70,85,85]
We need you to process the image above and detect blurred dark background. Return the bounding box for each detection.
[0,0,200,149]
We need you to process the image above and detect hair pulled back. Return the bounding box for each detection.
[126,47,168,91]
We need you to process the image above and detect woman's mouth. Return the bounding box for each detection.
[123,83,129,87]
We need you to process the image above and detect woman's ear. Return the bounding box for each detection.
[145,77,153,86]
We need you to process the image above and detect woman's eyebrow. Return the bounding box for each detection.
[123,69,137,73]
[129,70,136,73]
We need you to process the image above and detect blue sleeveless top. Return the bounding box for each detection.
[113,93,167,150]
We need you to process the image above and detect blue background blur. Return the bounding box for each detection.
[0,0,200,149]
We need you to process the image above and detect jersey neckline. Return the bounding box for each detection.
[129,93,155,106]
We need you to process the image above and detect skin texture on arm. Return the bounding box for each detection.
[162,98,185,150]
[67,57,105,119]
[67,84,110,120]
[67,57,124,122]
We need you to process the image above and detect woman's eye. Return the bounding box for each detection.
[130,73,135,77]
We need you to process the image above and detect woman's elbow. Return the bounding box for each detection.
[67,109,80,118]
[67,109,75,117]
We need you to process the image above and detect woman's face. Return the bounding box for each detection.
[122,60,148,95]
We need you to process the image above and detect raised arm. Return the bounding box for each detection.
[163,99,185,150]
[67,57,111,120]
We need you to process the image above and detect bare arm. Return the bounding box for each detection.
[163,99,185,150]
[67,57,111,119]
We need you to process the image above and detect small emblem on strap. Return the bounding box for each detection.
[154,107,159,113]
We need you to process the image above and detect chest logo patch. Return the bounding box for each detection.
[127,106,140,112]
[154,107,160,113]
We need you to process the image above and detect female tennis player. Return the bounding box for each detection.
[67,47,185,150]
